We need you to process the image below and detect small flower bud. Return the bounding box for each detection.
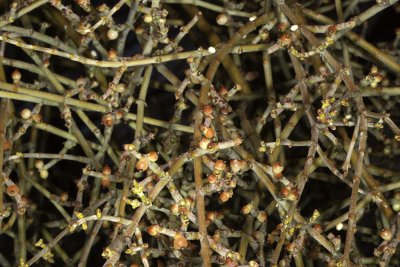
[260,29,269,41]
[101,114,113,126]
[380,228,392,241]
[60,192,69,202]
[20,109,31,119]
[374,73,383,83]
[241,203,253,214]
[286,242,294,252]
[279,34,291,46]
[7,184,19,196]
[174,234,188,249]
[370,66,378,74]
[97,3,108,12]
[230,159,246,173]
[135,26,145,35]
[290,24,299,32]
[135,158,149,171]
[107,29,119,40]
[199,137,211,150]
[208,46,216,54]
[147,224,160,236]
[207,173,218,184]
[147,151,158,162]
[219,85,228,96]
[35,160,44,170]
[143,13,153,23]
[40,169,49,179]
[206,211,216,221]
[214,160,226,172]
[281,186,291,198]
[31,114,42,123]
[287,188,299,201]
[216,13,228,25]
[12,69,21,82]
[202,105,213,117]
[327,25,337,36]
[335,222,344,231]
[203,127,215,139]
[116,83,126,93]
[219,191,230,202]
[102,165,112,175]
[313,224,323,233]
[257,211,267,222]
[107,49,117,60]
[170,203,179,215]
[124,144,135,151]
[272,162,284,175]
